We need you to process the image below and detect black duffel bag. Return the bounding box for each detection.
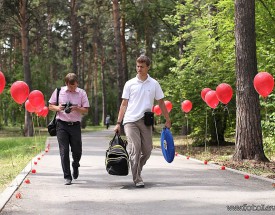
[105,133,129,176]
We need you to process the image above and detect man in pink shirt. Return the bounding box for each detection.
[49,73,90,185]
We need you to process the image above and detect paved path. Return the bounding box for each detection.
[0,129,274,215]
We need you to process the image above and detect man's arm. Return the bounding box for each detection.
[158,99,172,128]
[49,103,63,112]
[114,99,128,133]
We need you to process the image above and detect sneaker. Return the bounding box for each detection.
[73,167,79,179]
[64,179,72,185]
[135,181,145,188]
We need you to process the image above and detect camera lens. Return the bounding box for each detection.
[65,107,71,113]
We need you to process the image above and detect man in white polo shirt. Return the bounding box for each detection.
[114,55,171,188]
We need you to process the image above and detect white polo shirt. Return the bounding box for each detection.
[122,74,164,124]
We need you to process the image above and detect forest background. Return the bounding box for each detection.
[0,0,274,163]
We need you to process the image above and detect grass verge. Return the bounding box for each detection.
[153,134,275,181]
[0,135,47,193]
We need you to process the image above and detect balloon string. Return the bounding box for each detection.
[185,113,189,154]
[31,114,37,154]
[204,107,208,152]
[36,115,43,152]
[212,109,220,152]
[8,142,15,167]
[263,97,271,158]
[31,114,39,170]
[223,104,232,128]
[264,97,268,122]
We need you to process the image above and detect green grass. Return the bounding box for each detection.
[153,133,275,180]
[0,135,47,193]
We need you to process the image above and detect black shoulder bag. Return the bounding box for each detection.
[47,88,61,136]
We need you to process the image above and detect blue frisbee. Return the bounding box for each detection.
[161,127,175,163]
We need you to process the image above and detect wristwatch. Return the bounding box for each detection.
[116,122,121,125]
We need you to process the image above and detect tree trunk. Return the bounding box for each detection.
[120,0,128,84]
[144,7,153,60]
[19,0,33,137]
[79,27,86,89]
[46,6,55,96]
[101,51,107,125]
[93,42,99,125]
[112,0,123,107]
[70,0,79,74]
[233,0,269,162]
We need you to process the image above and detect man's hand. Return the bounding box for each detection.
[114,124,121,133]
[165,120,172,129]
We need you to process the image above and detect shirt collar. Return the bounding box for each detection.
[135,74,151,83]
[64,86,80,92]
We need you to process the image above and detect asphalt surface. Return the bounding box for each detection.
[0,128,274,215]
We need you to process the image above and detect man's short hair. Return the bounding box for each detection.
[136,55,151,67]
[65,73,78,84]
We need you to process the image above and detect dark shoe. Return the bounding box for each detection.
[64,179,72,185]
[73,167,79,179]
[135,181,145,188]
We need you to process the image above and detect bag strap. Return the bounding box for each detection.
[56,87,61,104]
[53,88,61,120]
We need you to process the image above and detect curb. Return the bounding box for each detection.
[0,160,31,211]
[176,153,275,184]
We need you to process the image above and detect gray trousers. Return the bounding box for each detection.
[124,118,153,184]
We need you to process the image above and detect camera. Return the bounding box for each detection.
[62,102,72,114]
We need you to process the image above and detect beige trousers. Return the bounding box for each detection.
[124,118,153,184]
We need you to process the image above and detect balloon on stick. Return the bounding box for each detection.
[164,100,173,113]
[36,106,49,117]
[201,88,212,102]
[42,106,49,117]
[28,90,45,109]
[181,100,193,113]
[253,72,274,98]
[25,100,36,113]
[216,83,233,104]
[205,90,219,109]
[0,71,6,94]
[34,100,45,113]
[153,105,162,116]
[10,81,30,104]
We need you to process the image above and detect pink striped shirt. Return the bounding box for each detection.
[49,86,90,122]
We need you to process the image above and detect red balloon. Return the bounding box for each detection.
[153,105,162,116]
[254,72,274,98]
[181,100,193,113]
[34,100,45,113]
[42,106,49,117]
[28,90,45,108]
[25,100,36,113]
[205,90,219,109]
[216,83,233,104]
[164,100,173,113]
[36,106,49,117]
[201,88,211,102]
[0,71,6,94]
[10,81,30,104]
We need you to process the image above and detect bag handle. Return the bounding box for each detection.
[110,132,127,148]
[109,132,119,146]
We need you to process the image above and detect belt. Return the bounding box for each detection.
[57,120,80,126]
